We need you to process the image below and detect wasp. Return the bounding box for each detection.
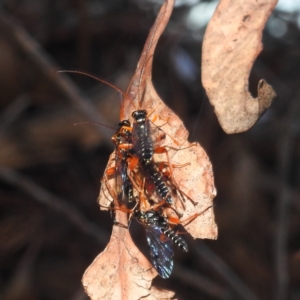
[111,120,134,205]
[128,92,195,209]
[131,109,154,163]
[103,119,138,217]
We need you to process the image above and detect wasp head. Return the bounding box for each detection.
[132,110,147,123]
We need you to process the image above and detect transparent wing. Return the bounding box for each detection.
[132,120,153,159]
[144,225,174,279]
[115,152,134,206]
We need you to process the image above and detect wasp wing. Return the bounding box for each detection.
[115,157,132,205]
[144,225,174,279]
[132,118,153,160]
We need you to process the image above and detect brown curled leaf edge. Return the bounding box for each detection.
[82,0,217,299]
[202,0,277,134]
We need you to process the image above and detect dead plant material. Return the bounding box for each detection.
[202,0,277,134]
[84,0,217,298]
[82,214,164,300]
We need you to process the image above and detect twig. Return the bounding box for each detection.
[173,264,232,300]
[2,237,41,299]
[257,170,300,214]
[0,94,31,133]
[194,241,260,300]
[0,12,113,147]
[274,93,300,300]
[0,166,109,244]
[73,0,92,71]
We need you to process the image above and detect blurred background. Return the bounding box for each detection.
[0,0,299,299]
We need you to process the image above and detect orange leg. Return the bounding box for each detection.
[117,143,133,151]
[127,155,139,171]
[180,205,214,227]
[105,166,116,176]
[161,205,213,237]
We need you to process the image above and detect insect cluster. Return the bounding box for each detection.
[95,0,215,280]
[102,106,201,279]
[81,5,216,298]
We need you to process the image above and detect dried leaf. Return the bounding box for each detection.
[82,215,157,300]
[144,286,175,300]
[85,0,217,298]
[169,144,217,239]
[82,213,175,299]
[98,152,117,210]
[202,0,277,134]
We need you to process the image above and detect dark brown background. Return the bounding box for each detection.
[0,1,299,300]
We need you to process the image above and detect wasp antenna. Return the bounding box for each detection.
[57,70,126,97]
[73,121,116,131]
[122,74,138,112]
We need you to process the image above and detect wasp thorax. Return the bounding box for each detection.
[132,110,147,123]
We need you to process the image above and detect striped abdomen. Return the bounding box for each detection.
[145,162,172,205]
[162,227,188,252]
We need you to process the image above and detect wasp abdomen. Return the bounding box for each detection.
[145,162,173,205]
[163,228,188,252]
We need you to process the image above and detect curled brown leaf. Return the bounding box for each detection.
[202,0,277,134]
